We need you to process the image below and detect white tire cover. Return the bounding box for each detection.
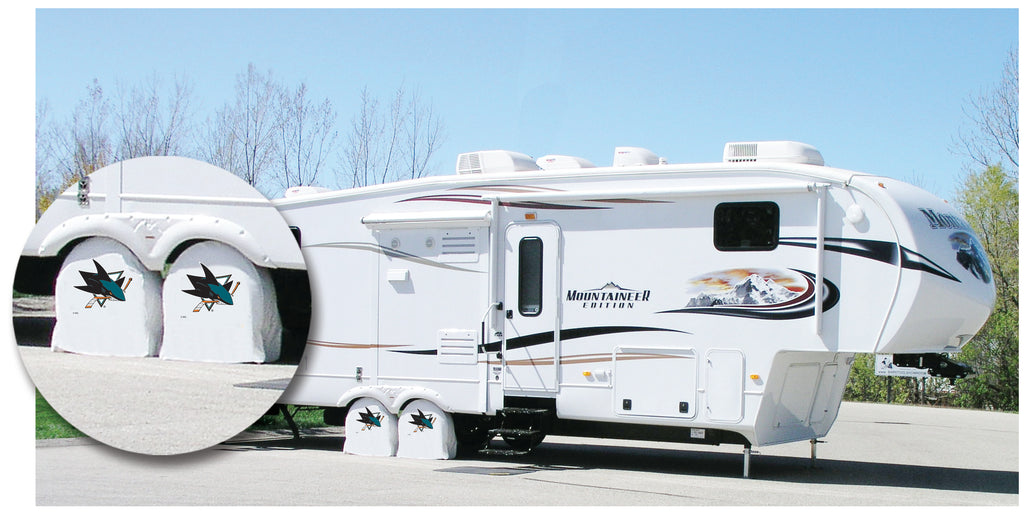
[160,241,281,363]
[52,237,162,357]
[397,399,457,459]
[343,397,398,457]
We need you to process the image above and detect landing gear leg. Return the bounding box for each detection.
[743,445,752,478]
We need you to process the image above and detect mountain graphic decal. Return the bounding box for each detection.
[661,268,839,320]
[686,273,799,307]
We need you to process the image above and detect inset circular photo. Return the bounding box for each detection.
[13,156,311,455]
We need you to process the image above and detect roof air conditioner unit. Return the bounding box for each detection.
[723,141,825,166]
[456,150,541,175]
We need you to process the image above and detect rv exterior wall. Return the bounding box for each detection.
[847,176,996,354]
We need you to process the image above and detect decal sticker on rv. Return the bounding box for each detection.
[399,193,602,210]
[75,259,132,308]
[182,263,239,312]
[777,237,961,283]
[356,407,384,430]
[565,282,651,309]
[387,326,690,357]
[949,232,992,284]
[407,409,436,432]
[660,268,839,320]
[919,208,971,231]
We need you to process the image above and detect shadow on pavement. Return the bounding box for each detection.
[480,441,1020,495]
[224,430,1018,495]
[220,428,346,453]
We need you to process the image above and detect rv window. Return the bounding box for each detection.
[714,202,779,251]
[518,237,543,316]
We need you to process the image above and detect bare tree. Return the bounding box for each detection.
[340,85,446,187]
[342,86,383,188]
[403,89,446,180]
[115,74,195,159]
[35,100,60,218]
[44,79,113,188]
[277,83,338,190]
[199,106,245,179]
[201,64,281,194]
[955,48,1019,179]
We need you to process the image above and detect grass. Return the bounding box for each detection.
[36,390,325,441]
[247,405,326,431]
[35,390,86,440]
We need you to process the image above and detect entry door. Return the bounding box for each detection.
[503,223,561,395]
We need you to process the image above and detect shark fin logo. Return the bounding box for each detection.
[182,263,239,312]
[75,260,131,308]
[356,407,384,430]
[407,409,436,432]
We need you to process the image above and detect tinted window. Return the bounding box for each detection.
[518,237,543,316]
[714,202,779,251]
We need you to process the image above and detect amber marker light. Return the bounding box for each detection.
[524,212,537,220]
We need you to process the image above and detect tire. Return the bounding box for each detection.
[502,432,545,451]
[453,415,494,453]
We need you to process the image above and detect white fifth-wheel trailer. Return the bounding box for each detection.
[274,141,995,467]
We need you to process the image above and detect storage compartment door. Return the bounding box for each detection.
[705,349,745,423]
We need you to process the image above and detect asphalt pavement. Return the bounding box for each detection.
[34,401,1018,506]
[22,345,296,455]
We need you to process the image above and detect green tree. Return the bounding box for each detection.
[952,165,1018,411]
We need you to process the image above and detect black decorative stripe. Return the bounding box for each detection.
[900,248,961,283]
[779,237,960,283]
[398,193,608,211]
[391,326,689,356]
[778,237,899,265]
[393,349,438,356]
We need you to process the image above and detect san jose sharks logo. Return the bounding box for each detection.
[75,260,132,308]
[356,407,384,431]
[182,263,240,312]
[407,409,436,432]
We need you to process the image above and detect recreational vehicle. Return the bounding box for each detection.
[273,141,995,469]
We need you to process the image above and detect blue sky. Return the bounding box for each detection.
[0,7,1020,506]
[31,8,1018,200]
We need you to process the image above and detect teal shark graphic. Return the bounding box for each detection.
[183,263,238,311]
[76,260,131,308]
[408,409,435,432]
[356,407,383,430]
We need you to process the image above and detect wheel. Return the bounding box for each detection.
[453,414,494,453]
[501,431,545,451]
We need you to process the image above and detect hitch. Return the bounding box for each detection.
[892,353,975,382]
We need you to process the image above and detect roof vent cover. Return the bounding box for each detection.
[536,155,597,170]
[723,141,824,166]
[613,147,662,167]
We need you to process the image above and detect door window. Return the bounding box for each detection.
[518,237,543,316]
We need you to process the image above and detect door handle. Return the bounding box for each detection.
[506,310,513,320]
